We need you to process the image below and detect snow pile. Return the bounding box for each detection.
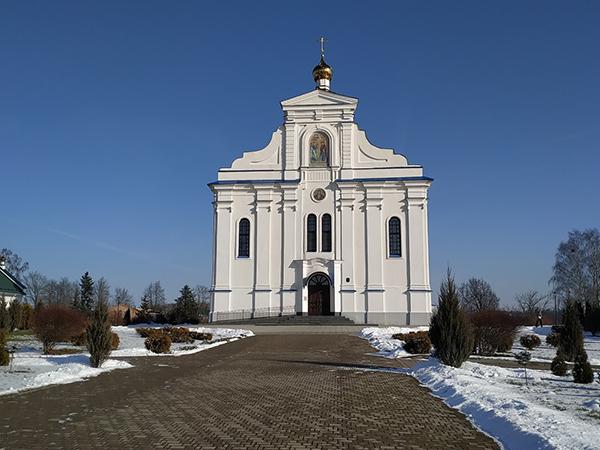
[111,325,254,357]
[361,326,600,449]
[0,351,131,396]
[360,326,429,358]
[410,359,600,450]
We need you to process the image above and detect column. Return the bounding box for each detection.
[405,181,433,325]
[338,183,357,317]
[281,186,298,314]
[364,183,385,323]
[253,187,273,312]
[211,193,233,321]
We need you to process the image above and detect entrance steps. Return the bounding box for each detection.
[216,315,375,326]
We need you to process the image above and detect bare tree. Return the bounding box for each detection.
[459,278,500,312]
[24,271,49,307]
[113,287,133,307]
[94,277,111,306]
[142,281,166,312]
[45,277,77,306]
[515,290,549,315]
[0,248,29,281]
[551,229,600,306]
[194,285,211,316]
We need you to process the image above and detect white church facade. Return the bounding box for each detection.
[209,50,432,325]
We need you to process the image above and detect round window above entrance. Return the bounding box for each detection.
[312,188,326,202]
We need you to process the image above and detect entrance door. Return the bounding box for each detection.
[307,273,331,316]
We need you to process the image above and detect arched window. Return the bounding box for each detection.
[389,217,401,257]
[238,218,250,258]
[321,214,332,252]
[309,132,329,167]
[307,214,317,252]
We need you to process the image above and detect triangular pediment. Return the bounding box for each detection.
[281,89,358,109]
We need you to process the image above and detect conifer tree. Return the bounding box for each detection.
[140,295,150,312]
[173,285,199,324]
[572,347,594,383]
[86,299,112,368]
[550,349,568,376]
[429,270,475,368]
[560,300,584,361]
[79,272,94,315]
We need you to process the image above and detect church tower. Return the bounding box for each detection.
[209,42,432,325]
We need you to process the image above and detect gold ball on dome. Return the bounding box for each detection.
[312,57,333,82]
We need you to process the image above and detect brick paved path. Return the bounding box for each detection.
[0,334,498,449]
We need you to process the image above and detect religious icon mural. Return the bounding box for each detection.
[309,132,329,166]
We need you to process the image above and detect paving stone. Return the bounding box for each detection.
[0,334,498,449]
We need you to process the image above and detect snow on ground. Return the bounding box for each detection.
[361,326,600,450]
[111,324,254,357]
[1,325,253,396]
[0,335,131,396]
[360,326,430,358]
[515,325,600,365]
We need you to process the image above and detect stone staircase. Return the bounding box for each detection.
[216,314,371,326]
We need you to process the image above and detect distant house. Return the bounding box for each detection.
[108,304,140,325]
[0,257,26,307]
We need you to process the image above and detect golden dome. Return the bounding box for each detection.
[312,56,333,82]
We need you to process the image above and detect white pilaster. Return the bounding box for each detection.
[253,187,273,310]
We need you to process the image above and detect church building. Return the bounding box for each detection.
[209,46,433,325]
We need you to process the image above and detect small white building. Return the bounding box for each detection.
[0,257,26,308]
[209,50,432,325]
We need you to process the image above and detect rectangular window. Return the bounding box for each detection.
[238,219,250,258]
[307,214,317,252]
[321,214,332,252]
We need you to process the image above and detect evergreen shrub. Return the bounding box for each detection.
[560,301,584,361]
[550,351,568,376]
[572,348,594,383]
[86,302,112,368]
[429,271,474,368]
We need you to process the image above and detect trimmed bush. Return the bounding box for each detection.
[190,331,213,342]
[392,330,429,341]
[403,334,432,354]
[469,310,521,356]
[520,334,541,350]
[136,328,157,338]
[145,332,171,354]
[165,327,193,344]
[111,332,120,350]
[32,306,87,354]
[429,271,474,368]
[573,348,594,383]
[551,351,568,376]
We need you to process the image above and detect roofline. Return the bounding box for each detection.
[0,267,26,294]
[208,176,433,188]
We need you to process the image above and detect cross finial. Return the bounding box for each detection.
[319,36,326,59]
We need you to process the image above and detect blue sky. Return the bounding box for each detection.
[1,1,599,305]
